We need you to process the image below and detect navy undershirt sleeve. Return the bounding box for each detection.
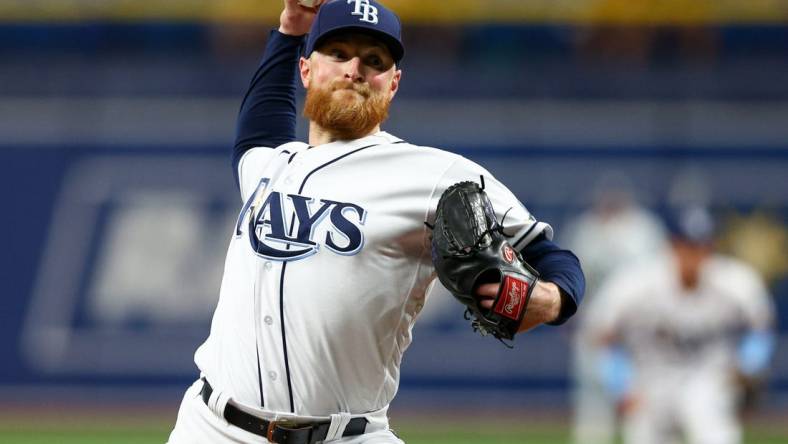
[521,233,585,325]
[233,30,305,186]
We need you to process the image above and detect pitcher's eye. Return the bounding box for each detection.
[330,48,349,60]
[366,55,383,69]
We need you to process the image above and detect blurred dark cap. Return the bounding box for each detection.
[664,206,716,244]
[305,0,405,63]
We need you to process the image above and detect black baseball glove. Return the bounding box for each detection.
[430,180,539,343]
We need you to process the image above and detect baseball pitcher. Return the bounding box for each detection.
[167,1,585,443]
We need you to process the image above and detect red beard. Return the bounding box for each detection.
[303,79,392,141]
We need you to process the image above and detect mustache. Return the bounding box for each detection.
[329,80,372,98]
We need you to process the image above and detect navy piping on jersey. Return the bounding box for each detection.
[256,347,264,406]
[272,140,404,413]
[279,261,296,412]
[281,209,300,413]
[298,141,405,194]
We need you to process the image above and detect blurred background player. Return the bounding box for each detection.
[592,206,776,444]
[565,172,668,444]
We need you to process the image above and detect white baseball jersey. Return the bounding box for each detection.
[597,252,772,377]
[194,131,550,419]
[596,251,773,444]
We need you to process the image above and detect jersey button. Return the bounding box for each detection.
[264,262,272,271]
[284,177,293,185]
[264,315,273,325]
[268,371,277,381]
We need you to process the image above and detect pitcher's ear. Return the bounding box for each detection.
[299,56,311,88]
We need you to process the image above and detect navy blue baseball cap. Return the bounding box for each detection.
[305,0,405,63]
[664,206,716,244]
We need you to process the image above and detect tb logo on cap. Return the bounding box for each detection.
[348,0,378,25]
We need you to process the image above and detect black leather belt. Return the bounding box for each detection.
[200,379,367,444]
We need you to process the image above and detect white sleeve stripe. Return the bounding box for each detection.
[512,222,550,250]
[512,223,538,249]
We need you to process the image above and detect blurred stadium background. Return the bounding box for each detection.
[1,0,788,443]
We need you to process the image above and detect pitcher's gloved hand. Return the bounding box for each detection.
[430,181,539,342]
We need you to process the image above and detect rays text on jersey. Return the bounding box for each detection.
[237,179,367,261]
